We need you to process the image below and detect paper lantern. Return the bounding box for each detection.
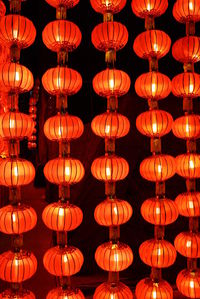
[141,198,178,226]
[172,72,200,98]
[135,72,171,100]
[42,202,83,231]
[0,204,37,235]
[0,250,37,283]
[92,22,128,51]
[0,0,6,17]
[94,282,133,299]
[134,30,171,59]
[94,198,132,226]
[0,289,35,299]
[90,0,126,14]
[46,287,85,299]
[172,115,200,140]
[42,67,82,96]
[44,114,84,141]
[131,0,168,18]
[45,0,79,9]
[93,68,131,98]
[135,278,173,299]
[95,242,133,272]
[91,155,129,182]
[173,0,200,23]
[91,112,130,139]
[0,158,35,187]
[172,36,200,64]
[42,20,81,52]
[175,192,200,217]
[44,158,84,185]
[177,269,200,298]
[176,153,200,179]
[43,246,84,276]
[0,15,36,49]
[140,154,176,182]
[175,232,200,258]
[139,239,177,268]
[136,110,173,138]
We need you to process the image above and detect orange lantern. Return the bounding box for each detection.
[91,112,130,139]
[46,288,85,299]
[131,0,168,18]
[172,72,200,98]
[176,153,200,179]
[0,289,35,299]
[134,30,171,59]
[43,246,84,276]
[42,202,83,232]
[177,269,200,298]
[45,0,79,9]
[172,36,200,64]
[175,232,200,258]
[173,0,200,23]
[0,250,37,283]
[136,110,173,138]
[135,72,171,100]
[94,198,132,226]
[42,20,81,52]
[94,282,133,299]
[0,0,6,17]
[135,278,173,299]
[90,0,126,14]
[91,155,129,182]
[172,114,200,140]
[95,241,133,272]
[140,154,176,182]
[92,22,128,52]
[175,192,200,217]
[141,198,178,226]
[139,239,177,268]
[93,68,130,98]
[0,204,37,235]
[44,158,84,185]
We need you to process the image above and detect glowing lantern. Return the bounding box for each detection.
[131,0,168,18]
[176,153,200,179]
[177,269,200,298]
[172,36,200,64]
[45,0,80,9]
[175,232,200,258]
[0,289,35,299]
[172,72,200,98]
[135,278,173,299]
[46,287,85,299]
[175,192,200,217]
[94,282,133,299]
[90,0,126,14]
[172,115,200,140]
[173,0,200,23]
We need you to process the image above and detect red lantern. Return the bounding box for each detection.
[0,204,37,235]
[131,0,168,18]
[134,30,171,59]
[91,112,130,139]
[136,110,173,138]
[175,192,200,217]
[90,0,126,14]
[42,20,81,52]
[175,232,200,258]
[140,154,176,182]
[45,0,79,8]
[42,202,83,231]
[172,115,200,140]
[46,288,85,299]
[0,1,6,17]
[172,36,200,64]
[135,72,171,100]
[135,278,173,299]
[92,22,128,52]
[44,158,84,185]
[173,0,200,23]
[0,289,35,299]
[94,198,132,226]
[95,241,133,272]
[94,282,133,299]
[141,198,178,226]
[177,269,200,298]
[0,250,37,283]
[172,72,200,98]
[139,239,177,268]
[44,114,84,141]
[43,246,84,276]
[91,155,129,182]
[93,68,130,98]
[176,153,200,179]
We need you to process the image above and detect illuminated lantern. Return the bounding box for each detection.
[0,1,6,17]
[172,72,200,98]
[131,0,168,18]
[175,192,200,217]
[91,155,129,182]
[94,198,132,226]
[93,68,131,98]
[139,239,177,268]
[133,30,171,59]
[177,269,200,298]
[0,204,37,234]
[92,22,128,51]
[42,202,83,231]
[45,0,80,9]
[135,72,171,100]
[42,67,82,96]
[95,242,133,272]
[0,250,37,283]
[136,110,173,138]
[0,158,35,187]
[91,112,130,139]
[42,20,82,52]
[94,282,134,299]
[43,246,84,276]
[172,36,200,63]
[176,153,200,179]
[172,115,200,140]
[141,198,178,226]
[135,278,173,299]
[175,232,200,258]
[46,288,85,299]
[44,158,84,185]
[90,0,126,14]
[44,114,84,141]
[140,154,176,182]
[173,0,200,23]
[0,289,35,299]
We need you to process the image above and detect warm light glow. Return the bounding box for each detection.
[157,164,162,173]
[189,200,194,209]
[154,44,158,52]
[12,213,16,223]
[106,167,111,177]
[57,77,61,88]
[13,166,18,177]
[65,166,70,177]
[190,280,195,289]
[9,118,15,129]
[186,240,191,248]
[185,123,190,134]
[157,248,161,256]
[63,255,68,263]
[152,83,156,96]
[189,159,195,169]
[147,3,151,11]
[105,125,110,134]
[13,30,18,39]
[56,34,60,42]
[152,122,158,133]
[15,259,19,266]
[58,126,62,136]
[189,84,194,93]
[105,0,110,6]
[109,79,114,90]
[59,208,64,217]
[113,206,118,215]
[189,2,194,11]
[153,290,157,299]
[110,294,115,299]
[15,72,20,81]
[156,207,160,215]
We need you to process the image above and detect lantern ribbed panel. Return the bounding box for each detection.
[46,288,85,299]
[175,153,200,179]
[172,72,200,98]
[135,278,173,299]
[0,289,36,299]
[131,0,168,18]
[173,0,200,23]
[175,192,200,217]
[172,114,200,139]
[176,269,200,298]
[175,232,200,258]
[172,36,200,63]
[94,282,134,299]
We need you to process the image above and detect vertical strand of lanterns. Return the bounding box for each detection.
[172,1,200,298]
[132,1,179,298]
[0,0,37,298]
[41,0,85,298]
[90,1,134,298]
